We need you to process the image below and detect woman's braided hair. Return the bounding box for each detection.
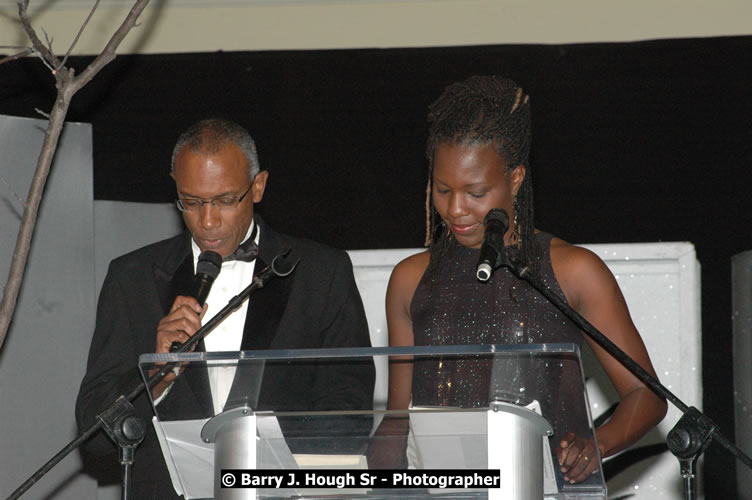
[424,75,539,275]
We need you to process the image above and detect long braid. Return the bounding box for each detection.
[424,75,539,276]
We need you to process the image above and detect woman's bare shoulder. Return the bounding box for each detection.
[549,235,604,273]
[386,250,431,330]
[390,250,431,289]
[548,235,619,308]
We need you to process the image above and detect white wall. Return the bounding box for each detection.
[0,116,97,499]
[1,0,751,55]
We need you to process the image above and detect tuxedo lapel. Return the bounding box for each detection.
[152,233,193,316]
[225,217,295,411]
[238,256,293,351]
[239,217,294,351]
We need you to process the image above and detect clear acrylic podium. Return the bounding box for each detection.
[138,344,606,500]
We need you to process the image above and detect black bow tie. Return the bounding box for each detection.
[224,224,259,262]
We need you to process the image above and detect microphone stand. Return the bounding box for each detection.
[6,249,298,500]
[494,250,752,500]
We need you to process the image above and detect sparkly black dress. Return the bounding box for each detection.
[410,232,591,440]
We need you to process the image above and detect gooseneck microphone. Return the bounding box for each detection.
[169,250,223,352]
[475,208,510,282]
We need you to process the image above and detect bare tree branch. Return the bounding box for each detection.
[0,48,33,65]
[0,44,31,51]
[60,0,102,69]
[0,0,152,351]
[69,0,151,94]
[37,52,57,73]
[16,1,60,69]
[42,27,55,57]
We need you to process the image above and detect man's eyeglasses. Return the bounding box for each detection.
[176,184,252,212]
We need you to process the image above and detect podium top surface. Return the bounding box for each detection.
[139,342,583,363]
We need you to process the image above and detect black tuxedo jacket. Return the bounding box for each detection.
[75,217,374,498]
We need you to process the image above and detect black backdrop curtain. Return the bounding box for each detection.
[3,35,752,497]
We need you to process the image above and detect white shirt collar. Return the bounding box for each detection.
[190,220,259,265]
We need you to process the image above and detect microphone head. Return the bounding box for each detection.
[475,209,509,283]
[196,250,223,279]
[483,208,509,240]
[484,208,510,232]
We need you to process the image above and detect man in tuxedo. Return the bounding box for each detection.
[75,118,375,498]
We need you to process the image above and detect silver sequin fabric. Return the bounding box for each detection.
[409,232,590,439]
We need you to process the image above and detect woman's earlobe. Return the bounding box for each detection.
[511,164,526,195]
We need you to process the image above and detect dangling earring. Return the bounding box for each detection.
[512,197,521,245]
[443,220,453,240]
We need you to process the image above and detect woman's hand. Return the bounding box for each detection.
[556,432,601,483]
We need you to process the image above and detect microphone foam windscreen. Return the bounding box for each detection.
[196,251,223,279]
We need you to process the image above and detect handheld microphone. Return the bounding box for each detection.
[475,208,510,282]
[170,250,223,352]
[192,250,223,306]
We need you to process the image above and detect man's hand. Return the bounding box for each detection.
[149,296,205,398]
[156,296,205,353]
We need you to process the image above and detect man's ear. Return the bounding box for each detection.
[251,170,269,203]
